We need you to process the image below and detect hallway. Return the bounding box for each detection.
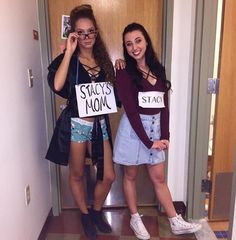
[40,207,196,240]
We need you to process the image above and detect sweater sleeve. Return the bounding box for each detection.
[116,69,153,149]
[160,90,170,140]
[114,83,122,108]
[47,53,71,99]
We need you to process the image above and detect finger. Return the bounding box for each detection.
[159,143,166,150]
[69,33,78,40]
[161,140,168,146]
[68,32,76,39]
[71,34,78,41]
[115,63,120,70]
[161,142,167,147]
[115,60,119,70]
[164,141,169,148]
[118,61,123,69]
[70,32,78,36]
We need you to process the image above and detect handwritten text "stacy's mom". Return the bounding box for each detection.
[75,82,117,117]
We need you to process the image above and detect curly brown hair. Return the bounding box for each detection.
[70,5,115,83]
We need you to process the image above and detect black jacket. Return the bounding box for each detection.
[45,54,120,179]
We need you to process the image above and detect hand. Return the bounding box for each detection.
[160,139,169,149]
[115,59,126,70]
[151,140,169,150]
[65,32,79,56]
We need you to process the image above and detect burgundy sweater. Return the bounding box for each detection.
[116,69,170,149]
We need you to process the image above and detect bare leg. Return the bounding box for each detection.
[123,165,139,214]
[69,141,88,213]
[147,162,176,217]
[124,165,150,239]
[93,140,115,210]
[87,140,114,233]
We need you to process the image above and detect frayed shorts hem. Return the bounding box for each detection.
[113,158,165,166]
[71,118,108,143]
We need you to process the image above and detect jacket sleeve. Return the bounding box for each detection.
[116,69,153,149]
[47,53,71,99]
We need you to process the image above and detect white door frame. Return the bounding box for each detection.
[187,0,218,219]
[37,0,61,216]
[187,2,236,239]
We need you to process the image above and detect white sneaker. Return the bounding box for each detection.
[130,213,150,240]
[168,214,202,235]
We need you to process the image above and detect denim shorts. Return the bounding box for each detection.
[71,118,108,143]
[113,113,165,165]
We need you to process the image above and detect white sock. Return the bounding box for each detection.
[131,212,140,218]
[169,213,178,218]
[168,213,179,221]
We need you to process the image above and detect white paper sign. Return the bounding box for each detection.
[75,82,117,117]
[138,91,165,108]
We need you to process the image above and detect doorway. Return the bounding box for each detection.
[46,0,165,209]
[207,0,236,221]
[188,0,236,237]
[38,0,236,237]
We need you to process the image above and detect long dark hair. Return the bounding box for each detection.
[70,5,115,83]
[122,22,171,90]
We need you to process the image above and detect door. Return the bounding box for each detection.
[208,0,236,220]
[188,0,236,221]
[47,0,164,208]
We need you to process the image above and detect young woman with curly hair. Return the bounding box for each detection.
[46,5,120,240]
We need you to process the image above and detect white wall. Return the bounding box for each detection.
[167,0,196,202]
[0,0,51,239]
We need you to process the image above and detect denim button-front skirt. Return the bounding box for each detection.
[113,113,165,165]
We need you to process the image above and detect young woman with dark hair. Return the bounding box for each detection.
[114,23,201,240]
[46,5,119,240]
